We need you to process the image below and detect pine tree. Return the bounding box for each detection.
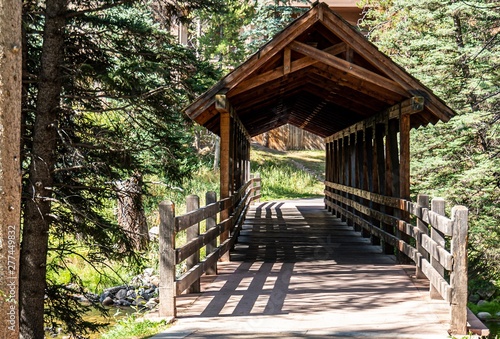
[20,0,221,337]
[359,0,500,287]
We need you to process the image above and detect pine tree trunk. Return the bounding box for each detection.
[116,173,149,251]
[19,0,67,337]
[0,0,23,336]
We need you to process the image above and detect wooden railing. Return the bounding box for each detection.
[158,175,261,317]
[324,181,468,335]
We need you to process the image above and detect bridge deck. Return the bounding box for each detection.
[152,199,451,338]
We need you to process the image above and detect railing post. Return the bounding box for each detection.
[206,191,218,275]
[254,173,261,203]
[416,194,429,278]
[159,200,176,318]
[450,205,468,335]
[430,197,446,299]
[186,195,200,293]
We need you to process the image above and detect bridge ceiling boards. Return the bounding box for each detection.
[184,2,456,139]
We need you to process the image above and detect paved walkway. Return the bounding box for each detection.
[151,199,451,338]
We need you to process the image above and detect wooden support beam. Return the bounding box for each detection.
[321,11,455,122]
[289,40,408,97]
[230,43,347,97]
[284,48,291,75]
[399,110,411,200]
[219,111,231,262]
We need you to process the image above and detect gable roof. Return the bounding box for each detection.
[185,2,456,138]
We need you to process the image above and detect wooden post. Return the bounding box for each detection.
[416,194,429,278]
[430,198,446,299]
[220,111,231,262]
[0,1,22,336]
[399,112,411,202]
[350,133,360,232]
[450,206,468,335]
[206,191,217,275]
[186,195,200,293]
[363,127,375,241]
[159,200,176,318]
[384,119,398,256]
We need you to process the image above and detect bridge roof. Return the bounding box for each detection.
[184,2,456,138]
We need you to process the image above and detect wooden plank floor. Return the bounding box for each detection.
[151,199,452,338]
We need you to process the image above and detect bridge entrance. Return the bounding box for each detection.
[156,2,486,336]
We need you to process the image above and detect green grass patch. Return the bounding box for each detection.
[99,314,170,339]
[251,146,324,201]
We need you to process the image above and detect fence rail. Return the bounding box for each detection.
[158,175,261,317]
[324,181,468,334]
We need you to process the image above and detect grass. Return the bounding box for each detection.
[99,314,170,339]
[250,146,325,201]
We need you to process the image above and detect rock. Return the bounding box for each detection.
[141,292,152,300]
[100,291,111,302]
[116,299,131,307]
[477,300,488,306]
[150,276,160,287]
[103,285,127,295]
[149,227,159,239]
[144,268,154,276]
[102,296,114,306]
[477,312,492,320]
[145,299,158,310]
[115,288,128,300]
[132,297,146,307]
[126,290,137,299]
[468,294,480,303]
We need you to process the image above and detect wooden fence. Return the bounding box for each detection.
[158,175,261,317]
[324,181,468,334]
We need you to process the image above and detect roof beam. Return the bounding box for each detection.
[229,42,347,98]
[185,10,320,120]
[320,4,454,122]
[289,40,408,97]
[311,64,404,104]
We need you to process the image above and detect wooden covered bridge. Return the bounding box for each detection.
[156,3,488,337]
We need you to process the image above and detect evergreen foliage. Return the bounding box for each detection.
[21,0,221,336]
[359,0,500,288]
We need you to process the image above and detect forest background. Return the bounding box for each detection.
[0,0,498,338]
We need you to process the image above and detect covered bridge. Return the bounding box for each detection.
[173,2,478,335]
[185,2,455,206]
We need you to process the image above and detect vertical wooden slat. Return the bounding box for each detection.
[219,111,231,262]
[375,123,387,250]
[350,133,359,232]
[384,119,398,256]
[430,198,446,299]
[416,194,429,279]
[325,141,331,211]
[159,200,176,317]
[343,135,350,223]
[450,206,469,335]
[186,195,200,293]
[399,113,411,201]
[206,191,218,275]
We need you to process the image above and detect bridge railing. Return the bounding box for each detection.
[158,175,261,318]
[324,181,468,335]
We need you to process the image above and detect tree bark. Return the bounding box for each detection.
[19,0,67,337]
[116,173,149,250]
[0,0,23,337]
